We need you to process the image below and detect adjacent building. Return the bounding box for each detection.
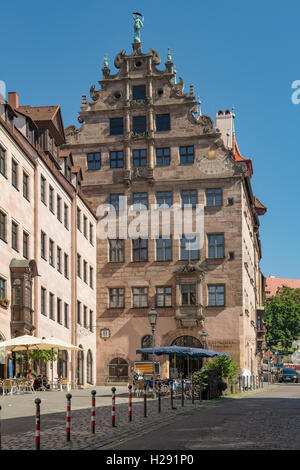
[0,93,97,385]
[63,38,267,383]
[265,276,300,298]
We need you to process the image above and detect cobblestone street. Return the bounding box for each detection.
[107,383,300,450]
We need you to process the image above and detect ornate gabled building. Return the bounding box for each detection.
[63,24,266,384]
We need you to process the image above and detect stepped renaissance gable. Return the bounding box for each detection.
[63,28,266,384]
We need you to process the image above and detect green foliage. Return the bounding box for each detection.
[264,286,300,352]
[193,356,238,395]
[16,350,58,363]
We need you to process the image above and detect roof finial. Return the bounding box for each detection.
[103,54,109,68]
[132,12,144,43]
[167,48,172,62]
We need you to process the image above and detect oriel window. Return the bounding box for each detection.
[133,149,147,167]
[132,116,146,134]
[181,284,196,305]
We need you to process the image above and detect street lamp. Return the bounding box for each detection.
[201,331,208,366]
[148,307,158,398]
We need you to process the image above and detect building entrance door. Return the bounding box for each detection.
[109,358,129,381]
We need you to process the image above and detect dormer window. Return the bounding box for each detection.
[26,121,35,145]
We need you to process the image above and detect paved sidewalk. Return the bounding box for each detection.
[0,384,275,450]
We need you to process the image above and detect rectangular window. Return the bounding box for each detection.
[77,254,81,277]
[12,159,18,189]
[109,288,125,308]
[110,151,124,168]
[132,192,148,209]
[83,306,87,328]
[132,85,146,101]
[64,303,69,328]
[110,117,123,135]
[23,172,29,200]
[109,194,125,211]
[206,188,222,207]
[49,239,54,266]
[109,239,124,262]
[156,238,172,261]
[208,285,225,306]
[49,293,54,320]
[83,215,87,238]
[89,224,94,245]
[90,266,93,289]
[0,147,6,177]
[89,310,93,332]
[83,260,87,283]
[40,175,46,203]
[181,190,197,208]
[132,287,148,308]
[156,113,170,131]
[57,246,62,272]
[0,277,6,298]
[0,211,7,242]
[57,298,62,324]
[132,116,146,134]
[156,287,172,307]
[132,149,147,167]
[180,146,194,164]
[208,234,224,259]
[77,207,81,230]
[23,231,29,259]
[64,253,69,279]
[41,287,46,316]
[12,221,18,251]
[156,147,170,166]
[41,231,46,259]
[180,236,199,260]
[132,238,148,261]
[156,191,172,208]
[77,301,81,324]
[87,152,101,170]
[49,186,54,213]
[181,284,196,305]
[57,195,62,221]
[64,204,69,229]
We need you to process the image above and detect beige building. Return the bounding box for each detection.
[0,93,97,386]
[63,40,266,384]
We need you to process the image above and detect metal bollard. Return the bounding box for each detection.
[144,384,147,418]
[66,393,72,441]
[35,398,41,450]
[181,375,184,407]
[128,385,132,422]
[158,381,161,413]
[91,390,96,434]
[170,380,176,409]
[111,387,116,427]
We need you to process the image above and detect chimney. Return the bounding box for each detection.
[216,109,234,149]
[8,92,19,109]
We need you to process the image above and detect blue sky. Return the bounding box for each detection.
[1,0,300,278]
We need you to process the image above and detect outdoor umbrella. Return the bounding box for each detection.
[136,346,231,358]
[0,335,47,374]
[39,337,82,389]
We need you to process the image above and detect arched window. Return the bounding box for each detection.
[57,350,68,378]
[87,350,93,384]
[109,358,128,380]
[171,336,202,348]
[77,345,84,385]
[141,335,152,361]
[170,336,203,378]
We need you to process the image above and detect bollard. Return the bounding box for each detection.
[144,384,147,418]
[66,393,72,441]
[192,379,194,405]
[91,390,96,434]
[111,387,116,427]
[170,380,176,410]
[128,385,132,422]
[35,398,41,450]
[158,382,161,413]
[181,375,184,407]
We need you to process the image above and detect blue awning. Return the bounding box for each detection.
[136,346,231,358]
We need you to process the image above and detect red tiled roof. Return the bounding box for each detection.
[232,132,253,178]
[265,277,300,297]
[17,105,60,122]
[254,196,267,216]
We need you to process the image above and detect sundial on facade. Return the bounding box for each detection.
[196,149,231,175]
